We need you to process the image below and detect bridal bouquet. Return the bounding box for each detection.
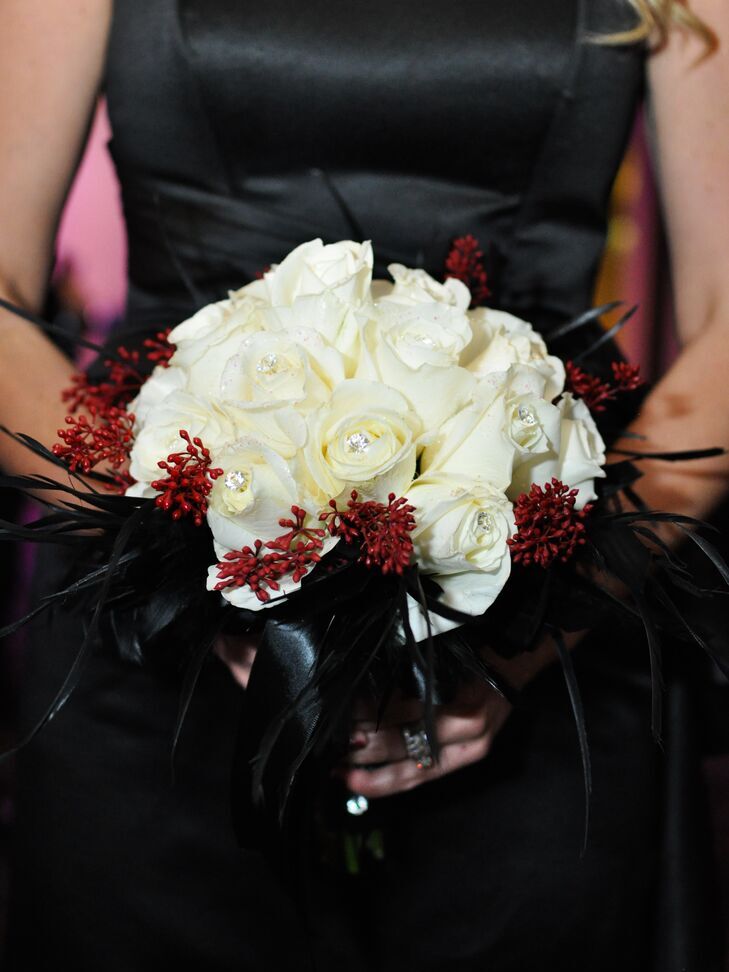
[125,239,605,636]
[2,238,726,825]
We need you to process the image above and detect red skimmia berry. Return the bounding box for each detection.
[143,327,177,367]
[611,361,643,392]
[444,234,491,307]
[214,506,327,603]
[150,430,223,527]
[62,330,177,414]
[507,478,592,568]
[53,407,135,475]
[322,491,417,575]
[565,360,644,412]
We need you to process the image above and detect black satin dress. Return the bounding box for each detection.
[6,1,723,969]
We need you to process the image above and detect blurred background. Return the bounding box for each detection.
[0,100,727,957]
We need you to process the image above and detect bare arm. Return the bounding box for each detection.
[628,0,729,519]
[0,0,113,476]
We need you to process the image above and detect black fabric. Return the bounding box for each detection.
[6,0,723,968]
[104,0,642,329]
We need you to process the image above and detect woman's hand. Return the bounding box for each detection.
[336,679,514,799]
[336,629,586,799]
[215,625,584,795]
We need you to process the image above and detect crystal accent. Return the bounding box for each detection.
[476,510,494,533]
[346,431,371,454]
[256,352,280,375]
[346,794,369,816]
[517,404,537,426]
[224,470,249,492]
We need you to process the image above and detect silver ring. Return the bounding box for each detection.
[401,724,434,770]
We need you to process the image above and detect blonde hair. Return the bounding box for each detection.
[610,0,716,48]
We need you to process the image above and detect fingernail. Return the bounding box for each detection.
[349,731,368,750]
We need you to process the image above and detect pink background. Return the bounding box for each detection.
[55,103,126,334]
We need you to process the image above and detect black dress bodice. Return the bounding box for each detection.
[104,0,643,330]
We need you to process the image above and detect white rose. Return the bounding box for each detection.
[128,391,306,491]
[219,331,337,409]
[128,391,240,489]
[260,291,360,376]
[224,400,307,461]
[506,392,562,467]
[129,364,186,426]
[301,379,420,504]
[243,239,374,307]
[556,394,606,506]
[207,532,338,612]
[420,380,518,491]
[205,440,339,611]
[462,307,565,401]
[405,473,514,641]
[206,439,302,550]
[167,295,265,398]
[374,263,471,312]
[355,300,476,429]
[508,392,606,508]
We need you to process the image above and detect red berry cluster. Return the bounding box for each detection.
[62,331,176,416]
[565,360,643,412]
[610,361,643,392]
[214,506,327,603]
[142,328,176,368]
[444,234,491,307]
[322,491,416,575]
[507,479,592,568]
[150,430,223,527]
[54,330,176,491]
[53,408,135,476]
[62,347,143,417]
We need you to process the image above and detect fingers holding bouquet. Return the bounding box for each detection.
[337,679,513,798]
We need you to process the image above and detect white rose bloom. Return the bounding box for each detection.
[129,364,186,426]
[128,390,306,491]
[301,379,420,504]
[555,393,606,506]
[205,439,339,611]
[167,295,265,398]
[356,301,476,429]
[462,307,565,401]
[405,473,515,641]
[220,331,335,409]
[128,391,240,491]
[242,239,374,307]
[420,380,518,491]
[224,400,307,460]
[206,439,302,551]
[507,393,562,467]
[375,263,471,312]
[508,392,606,508]
[261,291,361,376]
